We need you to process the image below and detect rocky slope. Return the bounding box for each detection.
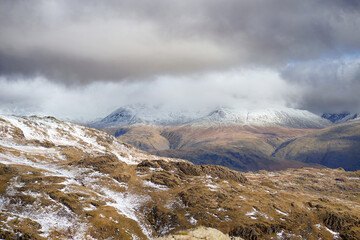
[1,115,359,240]
[322,113,359,124]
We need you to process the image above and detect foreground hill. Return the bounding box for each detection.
[1,115,359,240]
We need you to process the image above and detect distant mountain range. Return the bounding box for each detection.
[91,105,360,171]
[91,105,332,129]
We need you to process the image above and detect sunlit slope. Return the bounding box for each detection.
[107,125,318,171]
[273,119,360,170]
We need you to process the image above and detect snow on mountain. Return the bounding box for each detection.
[321,112,359,124]
[93,105,331,129]
[90,104,209,128]
[196,107,332,128]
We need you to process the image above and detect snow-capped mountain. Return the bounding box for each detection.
[195,108,331,129]
[322,112,359,124]
[92,105,331,129]
[90,104,208,128]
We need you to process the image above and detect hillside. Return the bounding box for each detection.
[273,118,360,171]
[1,115,359,240]
[105,124,319,171]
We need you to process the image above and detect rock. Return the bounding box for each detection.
[173,162,247,183]
[322,212,348,231]
[137,160,161,169]
[155,226,244,240]
[151,171,181,188]
[199,165,247,183]
[229,226,260,240]
[147,206,180,236]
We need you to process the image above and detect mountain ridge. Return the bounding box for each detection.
[96,106,360,172]
[92,105,331,129]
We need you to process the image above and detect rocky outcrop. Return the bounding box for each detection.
[136,160,247,186]
[156,226,244,240]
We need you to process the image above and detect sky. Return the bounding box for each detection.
[0,0,360,121]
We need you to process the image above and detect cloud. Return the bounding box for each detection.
[1,0,360,117]
[0,69,295,120]
[1,0,360,83]
[281,56,360,113]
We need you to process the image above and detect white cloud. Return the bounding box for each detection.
[0,68,295,121]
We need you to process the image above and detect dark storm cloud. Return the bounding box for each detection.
[281,57,360,113]
[1,0,360,83]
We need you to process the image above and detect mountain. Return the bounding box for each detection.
[90,104,207,129]
[95,105,333,172]
[322,112,359,124]
[272,118,360,171]
[1,115,359,239]
[194,108,331,129]
[92,105,331,129]
[108,124,321,171]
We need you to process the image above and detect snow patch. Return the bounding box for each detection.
[245,207,258,217]
[142,180,169,190]
[205,183,219,191]
[112,151,139,165]
[275,208,289,216]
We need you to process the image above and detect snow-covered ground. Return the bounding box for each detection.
[0,115,150,165]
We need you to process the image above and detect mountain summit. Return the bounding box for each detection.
[195,108,331,129]
[93,105,331,129]
[91,104,206,128]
